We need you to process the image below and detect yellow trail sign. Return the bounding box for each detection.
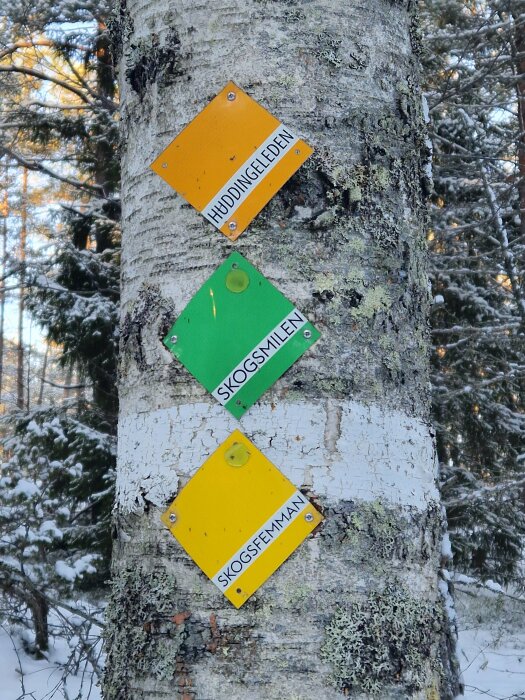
[150,82,313,240]
[161,430,323,608]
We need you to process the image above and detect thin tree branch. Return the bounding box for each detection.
[0,145,103,195]
[38,376,88,390]
[0,64,91,104]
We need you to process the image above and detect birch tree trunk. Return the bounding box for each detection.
[104,1,461,698]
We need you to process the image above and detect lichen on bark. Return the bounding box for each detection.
[103,566,186,698]
[108,0,461,695]
[321,583,444,696]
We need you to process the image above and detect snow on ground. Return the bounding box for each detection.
[1,583,524,699]
[0,608,102,700]
[456,582,525,700]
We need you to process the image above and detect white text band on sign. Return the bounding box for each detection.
[201,125,299,228]
[211,308,308,405]
[211,490,309,591]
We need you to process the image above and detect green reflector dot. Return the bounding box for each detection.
[226,268,249,293]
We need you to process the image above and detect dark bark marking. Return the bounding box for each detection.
[120,283,174,371]
[126,30,184,100]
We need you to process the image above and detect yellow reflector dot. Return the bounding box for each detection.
[225,442,250,467]
[226,268,249,293]
[160,430,324,608]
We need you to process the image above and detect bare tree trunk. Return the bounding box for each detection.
[104,2,460,698]
[37,342,48,406]
[26,589,49,657]
[0,163,7,404]
[94,20,117,254]
[63,365,73,402]
[26,320,31,410]
[512,10,525,237]
[16,167,27,410]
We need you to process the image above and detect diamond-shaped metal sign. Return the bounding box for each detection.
[161,430,323,608]
[150,81,313,240]
[163,252,320,419]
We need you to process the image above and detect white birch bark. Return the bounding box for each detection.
[104,1,460,698]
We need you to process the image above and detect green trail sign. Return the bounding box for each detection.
[164,252,320,419]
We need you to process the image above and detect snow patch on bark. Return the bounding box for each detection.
[117,400,438,512]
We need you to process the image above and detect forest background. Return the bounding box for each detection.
[0,0,523,698]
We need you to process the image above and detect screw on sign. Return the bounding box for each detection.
[163,252,321,419]
[156,85,325,613]
[161,430,323,608]
[150,81,313,240]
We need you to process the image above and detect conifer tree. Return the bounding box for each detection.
[422,0,525,583]
[0,404,115,655]
[0,0,119,654]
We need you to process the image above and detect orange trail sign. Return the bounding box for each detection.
[150,82,313,240]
